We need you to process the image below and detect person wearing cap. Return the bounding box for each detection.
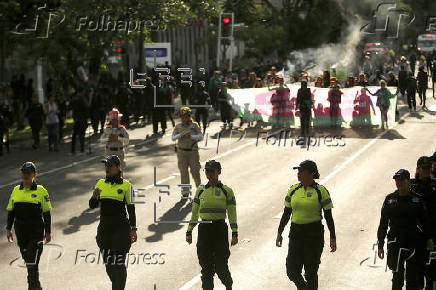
[6,162,52,290]
[89,155,137,290]
[172,107,203,198]
[276,160,336,290]
[411,156,436,289]
[217,82,233,130]
[377,169,435,290]
[100,108,129,171]
[296,81,314,138]
[186,160,237,290]
[366,80,398,130]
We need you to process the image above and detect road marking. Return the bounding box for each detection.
[0,155,101,190]
[179,274,201,290]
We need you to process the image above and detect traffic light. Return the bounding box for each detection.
[220,13,233,38]
[111,41,126,54]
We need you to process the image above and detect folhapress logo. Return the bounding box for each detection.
[10,3,65,39]
[360,1,415,39]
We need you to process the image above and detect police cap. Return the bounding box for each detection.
[101,155,121,167]
[293,160,320,179]
[417,156,432,168]
[21,162,36,173]
[393,169,410,180]
[205,160,221,171]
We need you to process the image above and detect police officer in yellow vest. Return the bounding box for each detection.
[172,107,203,198]
[89,155,137,290]
[276,160,336,290]
[6,162,52,290]
[186,160,237,290]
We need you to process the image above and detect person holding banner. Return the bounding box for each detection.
[217,83,233,130]
[366,80,398,130]
[296,81,314,137]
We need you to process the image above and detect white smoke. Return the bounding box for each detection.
[286,19,364,78]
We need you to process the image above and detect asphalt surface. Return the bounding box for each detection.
[0,91,436,290]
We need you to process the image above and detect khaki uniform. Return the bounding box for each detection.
[100,125,129,170]
[172,121,203,194]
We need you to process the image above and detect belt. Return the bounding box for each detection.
[201,219,225,224]
[177,147,197,152]
[107,146,123,151]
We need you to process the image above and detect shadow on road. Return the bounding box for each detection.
[145,199,192,243]
[63,208,100,235]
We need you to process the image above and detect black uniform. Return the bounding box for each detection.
[26,101,44,149]
[89,174,136,290]
[406,74,417,111]
[90,89,107,134]
[192,85,210,132]
[412,177,436,289]
[417,70,428,107]
[377,190,432,290]
[70,93,89,153]
[296,87,313,137]
[6,181,52,290]
[152,82,170,134]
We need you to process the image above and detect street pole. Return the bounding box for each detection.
[216,14,222,69]
[229,12,235,72]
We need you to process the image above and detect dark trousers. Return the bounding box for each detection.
[58,117,65,140]
[387,239,426,290]
[16,229,44,290]
[219,103,232,125]
[418,87,427,107]
[91,112,106,134]
[197,221,233,290]
[152,108,167,134]
[195,108,209,130]
[407,89,417,110]
[46,123,59,151]
[300,110,311,137]
[71,120,87,153]
[30,124,41,147]
[97,220,131,290]
[286,222,324,290]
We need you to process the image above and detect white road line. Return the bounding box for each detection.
[179,274,202,290]
[0,155,102,190]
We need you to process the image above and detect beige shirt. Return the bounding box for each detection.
[100,125,129,149]
[172,122,203,150]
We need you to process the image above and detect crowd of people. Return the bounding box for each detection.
[0,50,435,154]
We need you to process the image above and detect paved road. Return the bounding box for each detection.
[0,94,435,290]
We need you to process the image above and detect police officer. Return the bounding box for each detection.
[186,160,237,290]
[100,109,129,171]
[377,169,435,290]
[276,160,336,290]
[296,81,314,138]
[89,155,137,290]
[412,156,436,290]
[172,107,203,198]
[6,162,52,290]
